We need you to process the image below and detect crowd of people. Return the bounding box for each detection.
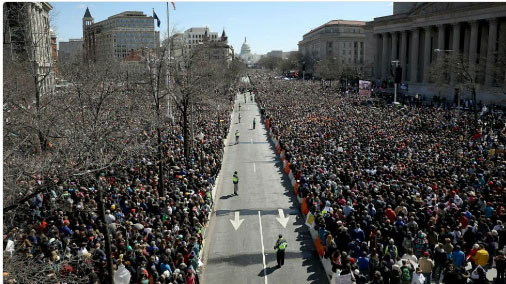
[254,74,506,284]
[3,98,234,284]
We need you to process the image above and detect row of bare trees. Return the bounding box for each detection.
[3,18,245,282]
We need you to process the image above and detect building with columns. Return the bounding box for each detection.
[3,2,55,95]
[364,2,506,103]
[298,20,366,75]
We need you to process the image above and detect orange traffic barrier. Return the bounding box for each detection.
[315,235,325,257]
[294,182,299,195]
[301,198,309,215]
[284,162,290,174]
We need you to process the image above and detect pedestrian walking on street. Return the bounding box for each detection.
[232,171,239,196]
[239,113,241,123]
[235,130,240,144]
[418,251,434,284]
[274,234,288,268]
[253,118,256,129]
[496,251,506,284]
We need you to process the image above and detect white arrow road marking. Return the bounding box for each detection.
[276,209,290,228]
[258,211,268,284]
[253,163,256,173]
[230,211,244,231]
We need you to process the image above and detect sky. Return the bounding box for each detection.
[50,1,394,54]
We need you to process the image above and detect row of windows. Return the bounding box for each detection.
[325,27,362,34]
[114,32,154,38]
[115,38,153,44]
[107,18,152,29]
[187,34,218,39]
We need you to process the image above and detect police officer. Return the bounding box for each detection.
[253,118,256,129]
[232,171,239,196]
[235,130,240,144]
[274,234,288,268]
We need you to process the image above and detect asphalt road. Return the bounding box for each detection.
[201,92,329,284]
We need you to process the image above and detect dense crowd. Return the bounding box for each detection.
[3,99,234,284]
[254,74,506,284]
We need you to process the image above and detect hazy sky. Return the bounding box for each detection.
[50,1,394,54]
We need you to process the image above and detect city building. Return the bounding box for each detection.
[183,27,219,50]
[83,8,160,62]
[50,29,58,79]
[179,27,233,62]
[266,50,283,58]
[298,20,366,74]
[58,38,84,65]
[364,2,506,103]
[3,2,55,94]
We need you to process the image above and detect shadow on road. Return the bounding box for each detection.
[258,265,279,277]
[220,194,236,200]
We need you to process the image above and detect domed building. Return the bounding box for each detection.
[240,37,254,63]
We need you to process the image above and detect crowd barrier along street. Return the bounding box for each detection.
[199,97,236,268]
[264,117,335,283]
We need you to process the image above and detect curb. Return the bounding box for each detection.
[265,120,334,283]
[198,93,239,276]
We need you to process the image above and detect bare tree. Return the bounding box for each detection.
[4,57,147,283]
[4,2,56,153]
[314,57,341,86]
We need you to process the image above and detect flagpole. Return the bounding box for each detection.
[166,2,172,120]
[152,8,156,49]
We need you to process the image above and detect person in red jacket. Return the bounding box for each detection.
[386,205,397,223]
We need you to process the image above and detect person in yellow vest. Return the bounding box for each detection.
[232,171,239,196]
[235,130,240,144]
[274,234,288,268]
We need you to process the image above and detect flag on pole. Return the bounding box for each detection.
[171,2,176,10]
[153,10,161,27]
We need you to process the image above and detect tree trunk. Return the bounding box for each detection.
[157,126,164,196]
[183,101,190,164]
[34,77,46,153]
[97,180,114,284]
[472,87,478,129]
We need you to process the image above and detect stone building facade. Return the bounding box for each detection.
[3,2,55,95]
[298,20,366,74]
[58,38,84,65]
[364,2,506,103]
[83,8,160,62]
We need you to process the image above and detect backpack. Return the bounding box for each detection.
[401,267,412,282]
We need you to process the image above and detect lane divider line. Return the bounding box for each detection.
[258,211,268,284]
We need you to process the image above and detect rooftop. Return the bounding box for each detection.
[303,19,366,37]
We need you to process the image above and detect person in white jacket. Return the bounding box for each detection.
[411,267,426,284]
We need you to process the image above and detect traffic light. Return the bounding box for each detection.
[394,66,402,84]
